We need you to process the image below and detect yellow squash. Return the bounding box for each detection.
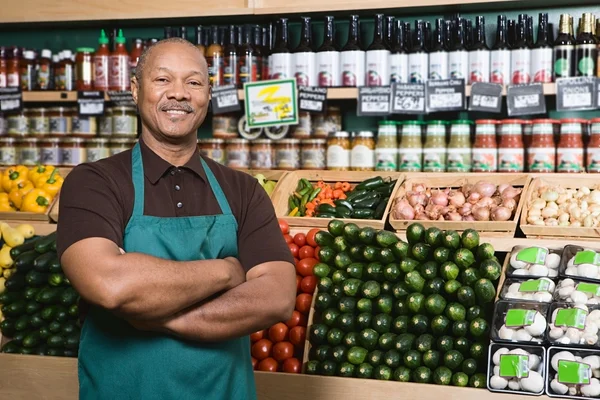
[1,223,24,247]
[0,245,13,269]
[15,223,35,239]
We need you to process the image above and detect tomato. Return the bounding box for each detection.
[298,245,315,260]
[279,219,290,235]
[300,275,317,294]
[288,243,299,258]
[296,275,302,293]
[314,246,321,261]
[285,310,302,328]
[251,339,273,361]
[251,357,258,369]
[283,234,293,244]
[306,228,320,247]
[296,293,313,315]
[257,357,279,372]
[298,313,308,327]
[268,322,289,343]
[289,326,307,347]
[293,233,307,247]
[282,357,301,373]
[272,341,295,362]
[250,329,266,343]
[296,257,318,277]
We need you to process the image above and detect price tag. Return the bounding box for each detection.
[519,279,551,293]
[500,354,530,378]
[556,77,597,111]
[357,86,392,116]
[577,282,600,296]
[211,84,241,115]
[574,250,600,266]
[298,86,327,114]
[555,308,587,330]
[77,91,105,117]
[505,309,536,328]
[244,79,298,128]
[506,83,546,116]
[425,79,466,112]
[107,90,136,107]
[558,360,591,385]
[469,82,503,113]
[390,83,425,114]
[0,87,23,113]
[516,247,548,265]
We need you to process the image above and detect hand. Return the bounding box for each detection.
[224,257,246,289]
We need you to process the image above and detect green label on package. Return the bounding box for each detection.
[505,309,536,327]
[574,250,600,266]
[555,308,587,329]
[558,360,591,385]
[519,279,550,292]
[577,282,600,296]
[517,247,548,264]
[500,355,530,378]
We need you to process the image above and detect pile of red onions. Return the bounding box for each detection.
[391,181,522,222]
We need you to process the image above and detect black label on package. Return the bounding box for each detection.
[469,82,503,113]
[357,86,392,116]
[391,83,426,114]
[0,87,22,113]
[426,79,466,112]
[506,83,546,116]
[211,84,241,114]
[77,91,105,116]
[298,86,327,113]
[107,90,136,107]
[556,77,597,111]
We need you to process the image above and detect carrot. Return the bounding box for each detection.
[341,182,351,192]
[306,202,316,210]
[333,189,344,199]
[334,182,343,190]
[316,181,325,188]
[305,209,314,217]
[338,193,347,200]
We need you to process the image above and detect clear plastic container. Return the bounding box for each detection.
[554,278,600,305]
[506,245,562,278]
[491,300,550,345]
[546,302,600,348]
[546,346,600,399]
[560,245,600,283]
[487,342,546,396]
[500,278,556,303]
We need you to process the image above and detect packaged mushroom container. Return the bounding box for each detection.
[555,279,600,305]
[561,246,600,282]
[506,246,562,278]
[546,347,600,398]
[491,300,550,344]
[488,343,546,395]
[500,278,556,303]
[547,303,600,347]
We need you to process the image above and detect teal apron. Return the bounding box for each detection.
[78,142,256,400]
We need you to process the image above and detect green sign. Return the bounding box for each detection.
[558,360,591,385]
[516,247,548,264]
[243,79,298,128]
[519,279,550,293]
[555,308,587,330]
[500,354,530,378]
[505,309,536,328]
[574,250,600,266]
[577,282,600,296]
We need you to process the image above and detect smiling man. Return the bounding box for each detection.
[56,38,296,400]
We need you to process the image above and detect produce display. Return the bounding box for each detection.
[287,177,395,219]
[0,166,64,213]
[305,220,500,387]
[562,246,600,281]
[500,277,555,303]
[555,279,600,305]
[525,184,600,227]
[507,246,561,278]
[493,301,548,343]
[488,344,545,395]
[548,348,600,397]
[391,181,522,222]
[254,173,277,197]
[547,304,600,346]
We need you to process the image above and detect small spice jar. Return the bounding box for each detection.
[327,131,351,171]
[291,112,312,139]
[98,109,113,137]
[49,107,73,136]
[213,114,239,139]
[7,111,29,137]
[275,139,300,170]
[250,139,274,169]
[109,138,137,156]
[72,115,97,137]
[61,137,87,166]
[111,106,137,137]
[198,139,225,164]
[27,108,49,135]
[16,138,40,165]
[39,137,62,166]
[301,139,326,170]
[351,131,375,171]
[225,139,250,169]
[86,138,110,162]
[0,137,17,166]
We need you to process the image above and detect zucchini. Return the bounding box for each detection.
[373,198,389,219]
[33,252,56,272]
[48,256,62,274]
[14,250,39,273]
[345,189,368,203]
[355,176,385,191]
[34,232,57,254]
[350,191,379,206]
[353,195,382,209]
[335,206,353,219]
[317,204,336,214]
[9,238,40,259]
[375,181,397,197]
[316,213,337,218]
[352,208,375,219]
[334,199,354,211]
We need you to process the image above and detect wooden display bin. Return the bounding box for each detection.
[389,173,531,237]
[271,171,403,230]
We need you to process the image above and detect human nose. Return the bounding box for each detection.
[165,79,191,101]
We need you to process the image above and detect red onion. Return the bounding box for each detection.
[476,197,495,208]
[407,192,427,207]
[501,186,522,200]
[461,183,474,196]
[427,204,445,220]
[491,206,512,221]
[446,212,462,221]
[468,192,481,204]
[498,183,510,194]
[472,206,490,221]
[415,212,429,220]
[463,215,475,221]
[502,198,517,210]
[413,204,425,215]
[430,191,449,206]
[491,195,503,206]
[459,203,472,216]
[448,191,466,207]
[413,183,426,193]
[393,199,415,220]
[474,181,496,198]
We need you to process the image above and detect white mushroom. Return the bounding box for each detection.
[524,313,546,337]
[508,348,529,356]
[528,354,540,370]
[578,264,599,279]
[546,253,561,269]
[498,325,515,341]
[510,253,528,269]
[572,290,590,305]
[529,264,549,276]
[533,292,553,303]
[490,375,508,390]
[585,322,599,335]
[574,303,589,312]
[583,355,600,370]
[552,351,576,371]
[492,347,510,365]
[580,378,600,397]
[549,327,565,340]
[559,285,576,298]
[584,333,599,345]
[507,379,521,390]
[508,283,521,293]
[513,329,533,342]
[520,371,544,393]
[557,336,571,345]
[568,386,578,396]
[521,293,534,300]
[513,269,528,276]
[566,327,582,344]
[566,266,579,276]
[547,279,557,292]
[568,258,575,268]
[505,291,522,300]
[562,278,576,287]
[493,366,500,376]
[589,310,600,323]
[548,269,559,278]
[550,379,569,395]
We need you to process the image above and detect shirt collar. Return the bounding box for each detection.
[139,138,207,185]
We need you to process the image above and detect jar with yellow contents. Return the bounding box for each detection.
[17,138,40,166]
[86,138,111,162]
[326,131,351,171]
[198,138,225,164]
[350,131,375,171]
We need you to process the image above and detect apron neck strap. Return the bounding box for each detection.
[200,158,233,215]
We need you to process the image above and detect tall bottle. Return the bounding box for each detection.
[428,18,447,80]
[0,47,6,88]
[340,15,365,87]
[36,49,52,90]
[385,16,395,50]
[129,39,143,80]
[526,17,534,47]
[270,18,291,80]
[164,27,173,39]
[554,14,575,79]
[6,47,20,88]
[511,21,531,84]
[465,19,474,49]
[507,19,516,48]
[179,26,188,41]
[58,50,75,91]
[206,26,224,87]
[316,16,340,87]
[195,26,205,54]
[576,13,598,76]
[252,25,263,81]
[293,17,316,86]
[408,20,429,84]
[19,50,35,91]
[468,16,490,83]
[448,19,469,80]
[261,25,271,80]
[237,25,259,87]
[390,19,409,83]
[366,14,391,86]
[490,15,511,85]
[223,25,239,86]
[531,13,553,83]
[108,29,130,91]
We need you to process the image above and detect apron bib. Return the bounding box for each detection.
[78,143,256,400]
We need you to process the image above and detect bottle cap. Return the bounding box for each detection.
[116,29,127,44]
[41,49,52,59]
[99,29,109,45]
[63,49,73,58]
[23,50,35,60]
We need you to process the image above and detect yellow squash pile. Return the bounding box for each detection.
[0,165,65,214]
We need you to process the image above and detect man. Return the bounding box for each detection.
[57,37,296,400]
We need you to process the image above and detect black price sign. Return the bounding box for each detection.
[357,86,392,116]
[0,87,22,113]
[391,83,426,114]
[556,77,597,111]
[506,83,546,116]
[77,91,105,116]
[298,86,327,113]
[211,84,241,114]
[469,82,503,113]
[426,79,466,112]
[107,90,136,107]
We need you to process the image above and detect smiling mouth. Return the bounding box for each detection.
[164,109,190,115]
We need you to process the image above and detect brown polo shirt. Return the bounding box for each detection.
[56,139,293,272]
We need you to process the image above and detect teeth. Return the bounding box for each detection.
[166,110,186,114]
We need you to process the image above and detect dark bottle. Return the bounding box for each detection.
[424,21,432,52]
[179,26,188,41]
[526,16,534,47]
[491,15,511,85]
[576,13,598,76]
[532,13,553,83]
[316,16,340,87]
[164,27,173,39]
[448,18,468,80]
[428,18,448,80]
[293,17,316,86]
[444,20,453,52]
[262,24,272,80]
[340,15,365,87]
[366,14,390,86]
[511,20,531,84]
[206,26,224,87]
[237,26,243,47]
[237,25,259,87]
[404,22,413,52]
[195,26,205,54]
[465,19,474,49]
[223,25,239,86]
[390,19,409,83]
[253,25,264,81]
[507,20,517,48]
[385,16,395,50]
[468,16,490,84]
[271,18,291,80]
[408,20,428,84]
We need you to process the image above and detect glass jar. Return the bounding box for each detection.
[301,139,326,170]
[275,139,300,170]
[529,119,556,173]
[39,137,62,166]
[49,107,73,136]
[498,119,524,172]
[98,109,113,137]
[557,118,585,173]
[72,115,97,137]
[250,139,274,169]
[398,121,423,172]
[86,138,110,162]
[423,121,447,172]
[0,113,6,136]
[472,120,497,172]
[213,114,239,139]
[16,138,39,165]
[447,120,472,172]
[291,112,312,139]
[109,138,137,156]
[313,107,342,138]
[327,131,351,171]
[376,121,398,171]
[61,137,86,166]
[351,131,375,171]
[75,47,94,90]
[198,139,225,164]
[27,108,49,135]
[111,106,137,137]
[522,119,533,147]
[225,139,250,169]
[0,137,17,166]
[7,111,29,136]
[588,118,600,173]
[238,116,263,140]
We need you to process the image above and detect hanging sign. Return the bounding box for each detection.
[426,79,466,112]
[469,82,503,113]
[244,79,298,128]
[357,86,392,116]
[77,91,105,116]
[391,83,426,114]
[107,90,136,107]
[298,86,327,113]
[556,77,597,111]
[506,83,546,116]
[211,84,241,114]
[0,87,22,113]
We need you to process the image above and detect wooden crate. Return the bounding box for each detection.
[271,171,404,230]
[389,173,531,237]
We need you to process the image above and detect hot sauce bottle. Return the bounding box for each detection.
[237,25,259,87]
[223,25,239,86]
[6,47,20,88]
[129,38,143,80]
[207,26,224,87]
[94,30,110,91]
[109,29,130,91]
[0,47,7,88]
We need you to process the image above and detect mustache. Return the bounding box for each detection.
[160,102,194,112]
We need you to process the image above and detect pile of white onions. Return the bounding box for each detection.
[526,185,600,227]
[391,181,522,222]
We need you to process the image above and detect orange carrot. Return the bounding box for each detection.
[333,189,344,199]
[338,193,347,200]
[334,182,343,190]
[306,202,316,210]
[341,182,351,192]
[316,181,325,188]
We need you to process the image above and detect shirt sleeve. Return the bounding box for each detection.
[236,181,294,272]
[56,164,127,260]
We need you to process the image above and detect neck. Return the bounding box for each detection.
[141,131,197,166]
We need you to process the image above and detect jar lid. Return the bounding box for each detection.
[110,138,138,144]
[226,138,250,144]
[531,119,554,124]
[252,139,273,144]
[40,137,61,143]
[560,118,583,124]
[277,139,300,144]
[356,131,374,137]
[62,137,85,143]
[238,115,263,140]
[401,120,422,126]
[27,107,46,112]
[264,125,289,140]
[87,138,110,144]
[302,139,327,144]
[331,131,350,138]
[49,107,69,112]
[76,47,95,53]
[111,105,137,111]
[475,119,498,124]
[198,138,224,144]
[451,120,473,125]
[502,119,523,124]
[379,120,396,125]
[427,120,448,125]
[591,118,600,124]
[18,138,38,143]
